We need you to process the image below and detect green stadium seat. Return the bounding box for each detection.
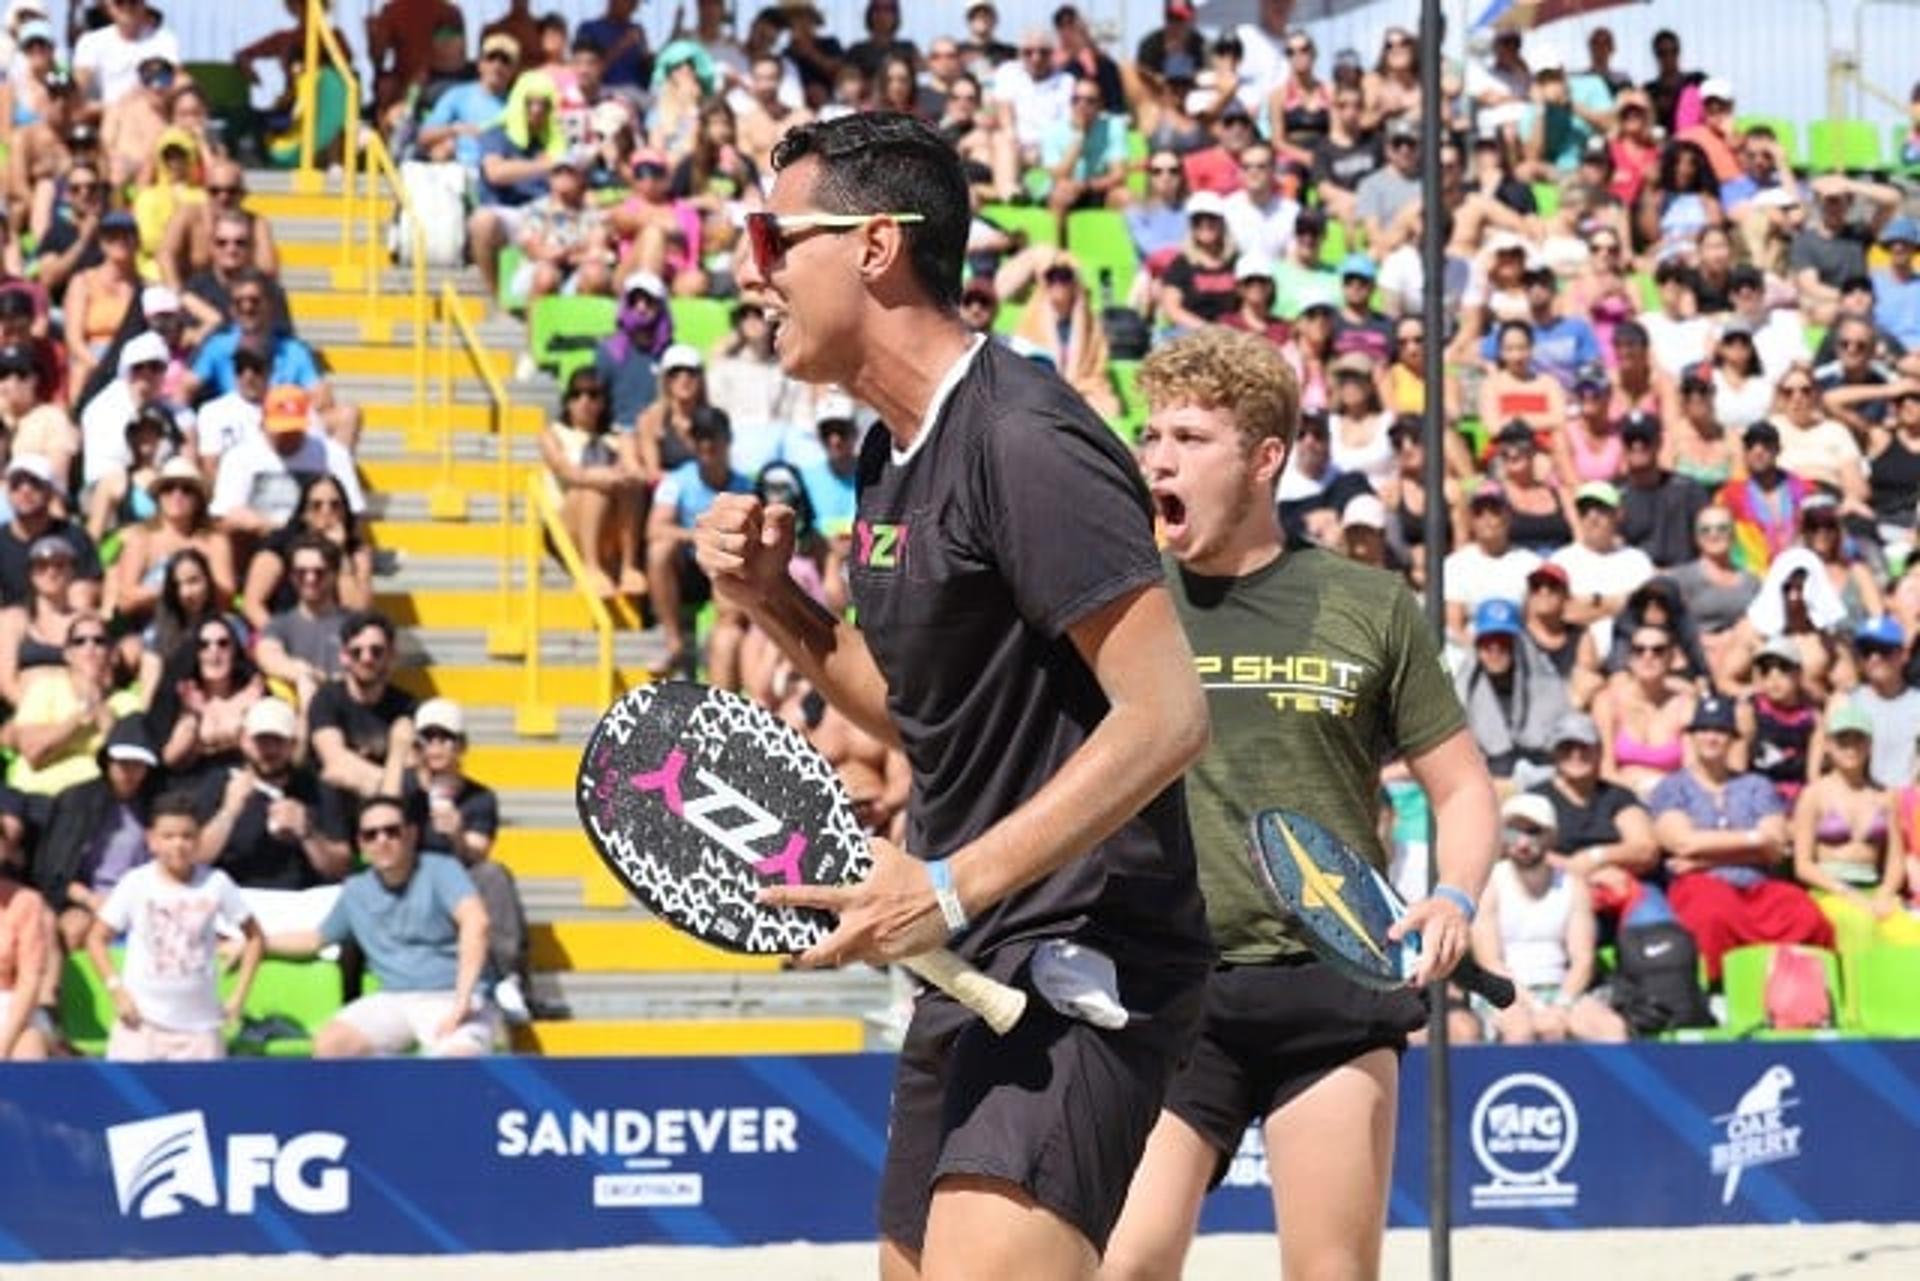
[1530,183,1561,218]
[58,950,119,1057]
[1807,120,1885,174]
[495,246,526,313]
[1633,271,1658,312]
[992,299,1023,336]
[267,65,348,168]
[224,958,349,1058]
[667,296,732,355]
[1125,127,1149,200]
[1721,943,1844,1038]
[1108,358,1147,444]
[1065,208,1139,307]
[1736,116,1803,170]
[1805,323,1828,357]
[981,202,1058,250]
[529,295,617,377]
[1853,944,1920,1036]
[1892,123,1920,176]
[1320,217,1348,267]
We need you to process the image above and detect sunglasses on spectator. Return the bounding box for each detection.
[1860,642,1900,659]
[1779,382,1814,396]
[207,184,242,197]
[1630,642,1670,657]
[0,368,34,382]
[568,384,607,400]
[1388,136,1416,150]
[743,210,925,278]
[482,50,514,63]
[130,359,165,375]
[348,643,388,662]
[1697,521,1733,535]
[633,162,668,180]
[198,634,233,651]
[1754,658,1794,675]
[1837,339,1871,352]
[358,823,404,843]
[233,295,264,310]
[215,236,250,250]
[291,564,329,580]
[1149,163,1181,175]
[1043,266,1077,285]
[67,632,109,648]
[68,180,100,195]
[419,727,459,744]
[157,481,198,498]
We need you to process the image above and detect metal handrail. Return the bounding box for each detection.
[436,280,509,524]
[295,0,359,236]
[357,132,428,403]
[523,473,617,728]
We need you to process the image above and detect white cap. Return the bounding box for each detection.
[621,269,665,300]
[659,342,703,374]
[141,285,182,316]
[1501,793,1558,831]
[118,330,170,373]
[1700,76,1735,103]
[814,390,858,424]
[1235,255,1275,282]
[1487,229,1530,256]
[591,99,631,136]
[1754,185,1801,210]
[5,453,55,488]
[1342,493,1388,530]
[1186,190,1228,221]
[243,697,298,740]
[415,697,465,737]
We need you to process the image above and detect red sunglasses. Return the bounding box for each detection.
[743,210,925,278]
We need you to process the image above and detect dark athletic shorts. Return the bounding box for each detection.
[1162,956,1427,1188]
[877,947,1206,1257]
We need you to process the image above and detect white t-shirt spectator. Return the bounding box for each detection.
[1550,542,1655,603]
[1774,415,1863,489]
[1443,543,1542,613]
[195,391,263,462]
[211,431,365,526]
[990,61,1071,152]
[1224,189,1299,266]
[79,382,192,488]
[73,15,180,106]
[98,863,252,1032]
[1640,312,1715,377]
[1753,311,1808,385]
[1234,21,1292,106]
[1379,244,1472,317]
[1858,685,1920,788]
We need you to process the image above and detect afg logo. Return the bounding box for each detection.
[1220,1126,1269,1190]
[1710,1065,1802,1205]
[1470,1073,1580,1210]
[105,1110,350,1220]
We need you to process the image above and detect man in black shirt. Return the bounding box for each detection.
[1529,712,1660,923]
[696,112,1212,1278]
[1617,413,1709,569]
[196,697,351,890]
[307,611,417,832]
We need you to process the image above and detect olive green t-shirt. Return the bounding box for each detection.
[1168,546,1466,963]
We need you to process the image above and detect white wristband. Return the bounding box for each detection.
[926,859,969,936]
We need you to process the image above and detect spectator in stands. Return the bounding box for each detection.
[188,270,360,450]
[78,332,185,499]
[740,52,815,177]
[1640,261,1711,377]
[415,32,520,172]
[1816,315,1903,437]
[469,70,565,298]
[1443,485,1541,640]
[1457,597,1569,786]
[2,611,139,831]
[101,57,170,190]
[1739,635,1818,806]
[1533,711,1661,913]
[0,343,77,486]
[1133,2,1203,98]
[196,697,350,890]
[1219,256,1288,345]
[1478,321,1567,445]
[1618,415,1709,570]
[781,2,846,108]
[62,209,141,401]
[1812,276,1908,371]
[403,697,531,1023]
[1551,481,1654,629]
[1872,217,1920,352]
[1651,694,1832,980]
[148,614,262,789]
[1015,254,1118,420]
[274,794,496,1058]
[708,300,810,474]
[590,274,663,431]
[192,335,270,470]
[1593,618,1697,795]
[73,0,178,109]
[1854,616,1920,789]
[255,534,351,702]
[1522,563,1602,708]
[510,152,612,308]
[1791,175,1902,324]
[1353,118,1422,250]
[1672,504,1760,679]
[611,145,705,297]
[309,611,417,824]
[1325,351,1392,487]
[1666,372,1736,487]
[245,471,374,627]
[1181,96,1257,196]
[636,342,710,484]
[1871,387,1920,556]
[1715,422,1808,574]
[800,401,859,539]
[1037,78,1127,237]
[991,26,1069,170]
[0,455,101,610]
[105,455,233,642]
[210,385,365,538]
[1336,492,1388,568]
[1474,793,1629,1044]
[181,210,294,335]
[1796,498,1881,634]
[0,531,84,710]
[1220,138,1296,267]
[130,126,206,260]
[24,149,100,301]
[1123,147,1189,278]
[645,407,751,682]
[90,790,262,1062]
[32,716,159,952]
[576,0,649,92]
[1492,426,1575,559]
[368,0,465,118]
[0,865,52,1060]
[1554,364,1624,488]
[1792,701,1920,952]
[1157,191,1237,333]
[140,548,234,693]
[541,364,645,599]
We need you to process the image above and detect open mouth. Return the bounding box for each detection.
[1154,490,1188,538]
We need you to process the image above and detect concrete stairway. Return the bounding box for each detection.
[254,168,888,1055]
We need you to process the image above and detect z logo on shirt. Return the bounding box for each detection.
[855,520,907,572]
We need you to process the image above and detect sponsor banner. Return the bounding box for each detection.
[1,1043,1917,1260]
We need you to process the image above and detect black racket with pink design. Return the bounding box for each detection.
[576,681,1027,1032]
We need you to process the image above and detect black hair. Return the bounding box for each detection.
[357,794,412,828]
[340,609,396,647]
[1658,141,1714,195]
[288,530,344,573]
[151,790,202,826]
[571,32,605,57]
[1495,319,1534,351]
[153,547,218,657]
[690,404,733,443]
[770,113,971,309]
[1613,319,1649,348]
[562,364,613,430]
[1840,274,1875,296]
[538,12,568,34]
[1654,259,1698,288]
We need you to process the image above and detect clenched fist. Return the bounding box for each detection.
[694,494,797,609]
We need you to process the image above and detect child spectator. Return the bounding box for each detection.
[88,790,264,1062]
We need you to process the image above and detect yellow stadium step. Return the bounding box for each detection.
[369,520,509,557]
[327,343,514,381]
[463,743,581,791]
[395,663,653,706]
[530,921,781,974]
[365,400,545,437]
[290,289,478,329]
[379,589,610,629]
[359,459,534,494]
[511,1017,864,1057]
[250,191,387,220]
[495,828,629,907]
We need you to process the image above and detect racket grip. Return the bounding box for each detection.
[903,949,1028,1035]
[1456,957,1517,1010]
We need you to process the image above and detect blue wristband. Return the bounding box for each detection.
[1433,884,1477,923]
[926,859,969,936]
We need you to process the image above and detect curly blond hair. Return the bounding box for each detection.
[1136,326,1301,450]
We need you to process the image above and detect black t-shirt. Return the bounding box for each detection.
[1311,132,1381,192]
[195,766,346,890]
[1163,253,1238,323]
[1619,470,1709,568]
[0,518,104,606]
[35,216,104,275]
[849,340,1211,972]
[402,774,500,858]
[1533,777,1643,852]
[846,37,919,79]
[307,680,417,767]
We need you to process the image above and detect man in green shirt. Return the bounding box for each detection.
[1103,327,1500,1281]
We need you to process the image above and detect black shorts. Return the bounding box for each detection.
[877,947,1206,1257]
[1162,957,1426,1188]
[675,544,711,606]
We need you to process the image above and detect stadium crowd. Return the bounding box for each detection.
[2,0,1919,1058]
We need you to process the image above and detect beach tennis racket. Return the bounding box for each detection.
[1250,807,1515,1009]
[576,680,1028,1034]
